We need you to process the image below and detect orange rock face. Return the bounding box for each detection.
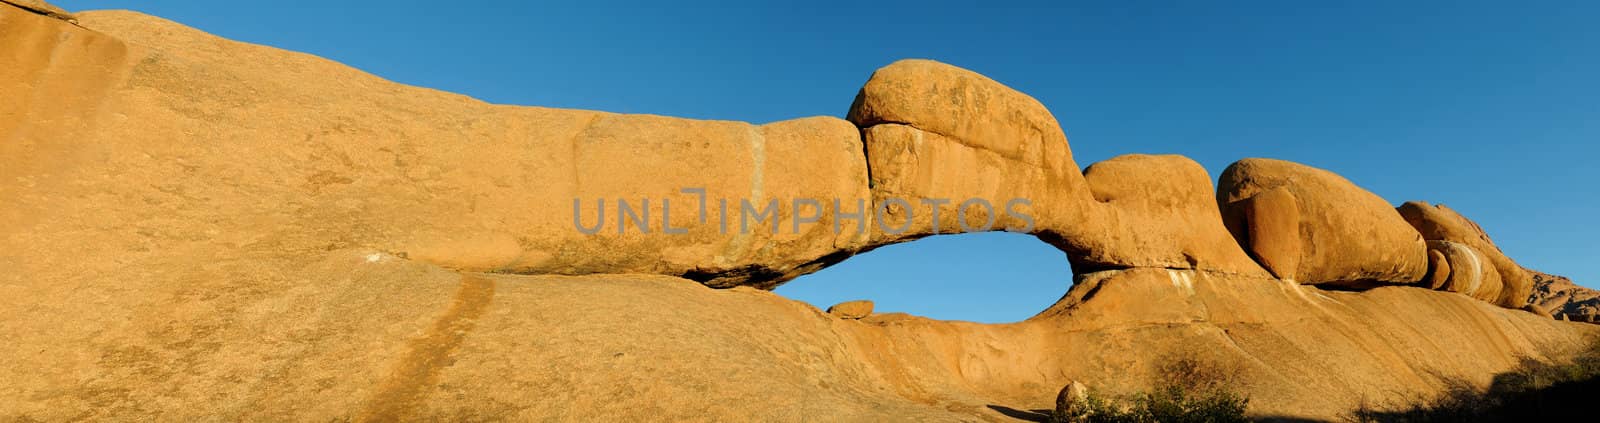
[1530,271,1600,323]
[1429,240,1506,303]
[0,0,74,22]
[849,62,1266,276]
[826,300,875,319]
[1079,154,1269,275]
[848,60,1089,249]
[1425,249,1452,290]
[1226,186,1302,279]
[1218,158,1429,286]
[1,2,1590,421]
[1399,201,1533,308]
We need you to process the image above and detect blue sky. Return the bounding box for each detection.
[54,1,1597,322]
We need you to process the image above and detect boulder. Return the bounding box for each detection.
[850,62,1265,276]
[1079,155,1269,276]
[858,123,1056,241]
[847,59,1079,178]
[1425,249,1451,290]
[826,300,875,319]
[848,60,1092,248]
[1223,186,1301,279]
[1398,201,1531,308]
[1053,380,1091,422]
[1218,158,1427,286]
[1428,240,1504,303]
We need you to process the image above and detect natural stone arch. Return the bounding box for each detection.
[361,58,1531,312]
[400,59,1272,289]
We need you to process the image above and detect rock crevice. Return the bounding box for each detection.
[1,0,76,24]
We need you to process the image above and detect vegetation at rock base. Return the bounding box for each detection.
[1053,386,1249,423]
[1346,335,1600,422]
[1049,336,1600,422]
[1050,354,1250,423]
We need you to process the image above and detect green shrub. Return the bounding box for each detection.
[1049,385,1249,423]
[1052,355,1250,423]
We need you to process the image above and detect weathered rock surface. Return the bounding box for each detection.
[1218,158,1429,286]
[0,0,74,23]
[1054,381,1091,422]
[8,244,1588,421]
[1425,249,1451,289]
[1399,201,1533,308]
[849,62,1266,276]
[1223,186,1302,280]
[1524,303,1555,319]
[0,3,1592,422]
[3,3,1276,306]
[847,59,1081,183]
[1428,240,1505,303]
[0,4,875,290]
[857,122,1055,241]
[1530,271,1600,323]
[1079,154,1269,275]
[848,60,1089,248]
[827,300,875,319]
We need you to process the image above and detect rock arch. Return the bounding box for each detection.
[387,59,1533,309]
[0,1,1531,309]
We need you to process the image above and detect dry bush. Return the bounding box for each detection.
[1051,349,1249,423]
[1345,335,1600,422]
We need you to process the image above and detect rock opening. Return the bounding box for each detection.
[773,232,1073,323]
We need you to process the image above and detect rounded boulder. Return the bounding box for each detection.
[1218,158,1427,286]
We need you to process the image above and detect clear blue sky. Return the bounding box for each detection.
[55,0,1597,322]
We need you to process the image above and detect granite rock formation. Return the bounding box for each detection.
[1530,271,1600,323]
[826,300,875,319]
[1,1,1594,421]
[1218,158,1429,286]
[1399,201,1534,308]
[1,0,74,23]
